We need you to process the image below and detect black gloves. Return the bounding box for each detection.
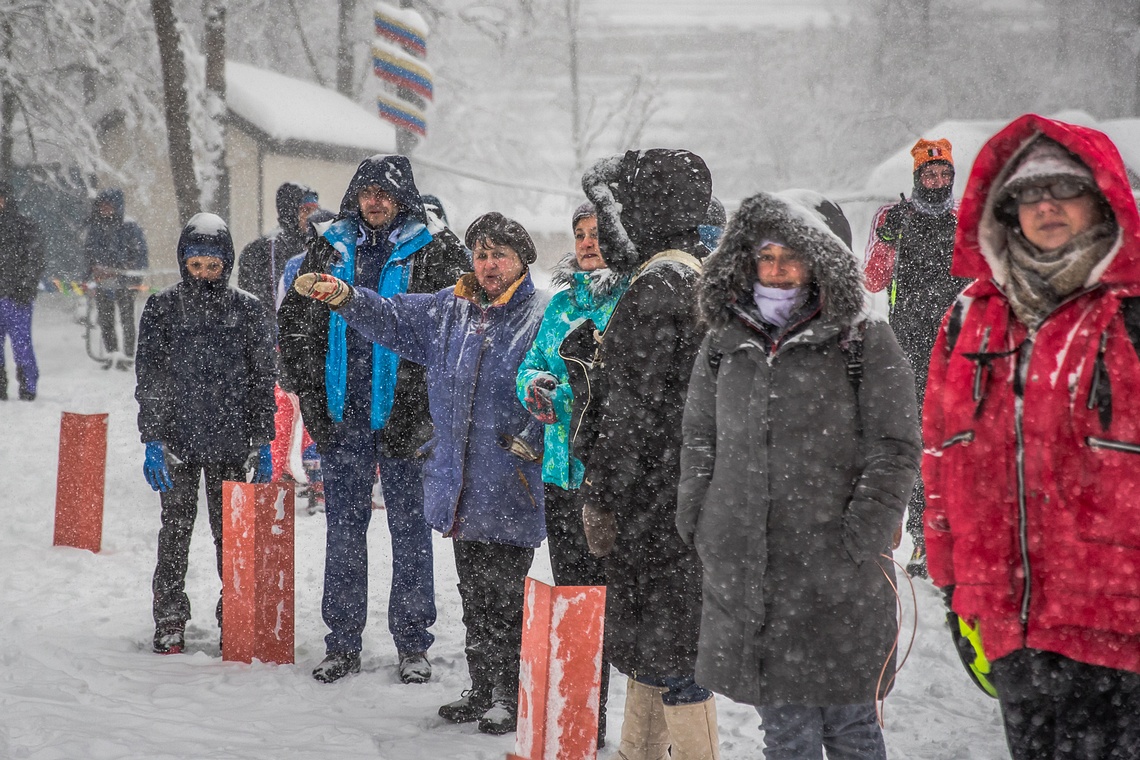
[877,195,914,243]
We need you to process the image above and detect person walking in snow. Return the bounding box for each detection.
[0,180,43,401]
[135,213,277,655]
[276,155,468,687]
[516,200,629,747]
[82,188,149,371]
[863,138,966,579]
[291,211,547,735]
[238,182,320,325]
[576,148,720,760]
[679,190,920,760]
[924,114,1140,760]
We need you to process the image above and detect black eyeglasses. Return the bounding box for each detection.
[1012,178,1090,205]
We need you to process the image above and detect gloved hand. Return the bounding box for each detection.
[143,441,174,492]
[582,502,618,558]
[293,272,352,307]
[943,585,998,698]
[524,373,558,424]
[247,444,274,483]
[877,194,914,242]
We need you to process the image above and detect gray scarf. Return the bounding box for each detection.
[1004,221,1116,327]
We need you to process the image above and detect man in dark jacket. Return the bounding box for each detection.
[277,155,469,685]
[135,212,277,655]
[238,182,319,324]
[0,180,44,401]
[83,188,149,370]
[863,138,966,579]
[578,148,719,759]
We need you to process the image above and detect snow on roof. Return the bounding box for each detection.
[861,110,1140,200]
[225,60,397,160]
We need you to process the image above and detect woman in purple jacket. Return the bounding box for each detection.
[293,212,547,735]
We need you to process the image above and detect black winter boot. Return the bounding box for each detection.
[439,687,493,723]
[477,684,518,735]
[312,652,361,683]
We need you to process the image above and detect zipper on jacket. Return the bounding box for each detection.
[1087,436,1140,455]
[972,328,991,403]
[1013,333,1035,629]
[940,430,975,448]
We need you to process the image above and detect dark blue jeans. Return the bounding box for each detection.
[757,703,886,760]
[320,424,435,655]
[0,297,37,395]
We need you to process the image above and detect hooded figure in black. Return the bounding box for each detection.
[134,212,277,655]
[83,188,149,366]
[576,148,721,760]
[238,182,319,325]
[277,154,469,686]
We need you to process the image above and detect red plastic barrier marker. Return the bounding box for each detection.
[53,412,108,553]
[221,482,295,664]
[516,578,606,760]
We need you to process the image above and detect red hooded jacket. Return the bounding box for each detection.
[923,114,1140,674]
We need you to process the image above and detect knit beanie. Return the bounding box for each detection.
[465,212,537,265]
[993,137,1100,225]
[912,138,954,172]
[571,201,595,229]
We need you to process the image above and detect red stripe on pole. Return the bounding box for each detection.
[53,412,108,553]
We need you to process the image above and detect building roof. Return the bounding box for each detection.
[225,60,398,162]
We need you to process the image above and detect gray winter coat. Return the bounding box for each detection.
[677,190,921,707]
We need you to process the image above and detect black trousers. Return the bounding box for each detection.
[96,288,137,356]
[452,539,535,698]
[990,648,1140,760]
[545,484,611,724]
[152,461,245,630]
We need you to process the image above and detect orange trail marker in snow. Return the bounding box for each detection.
[516,578,606,760]
[221,481,295,664]
[53,412,108,553]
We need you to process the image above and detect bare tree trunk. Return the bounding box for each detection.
[566,0,584,174]
[0,18,14,180]
[204,1,230,221]
[336,0,357,97]
[152,0,200,226]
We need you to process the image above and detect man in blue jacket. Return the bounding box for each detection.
[135,213,276,654]
[277,155,469,684]
[84,188,149,371]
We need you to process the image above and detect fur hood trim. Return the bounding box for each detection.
[550,250,630,301]
[698,190,866,328]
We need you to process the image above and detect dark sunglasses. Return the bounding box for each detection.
[1012,178,1090,205]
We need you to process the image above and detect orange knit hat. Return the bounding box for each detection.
[912,138,954,171]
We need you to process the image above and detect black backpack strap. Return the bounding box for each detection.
[839,321,867,395]
[1121,297,1140,358]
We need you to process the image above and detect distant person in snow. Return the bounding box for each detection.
[276,155,469,688]
[515,200,630,748]
[238,182,319,325]
[698,196,727,256]
[679,190,920,760]
[83,188,149,371]
[863,137,967,579]
[577,148,720,760]
[290,211,547,735]
[134,213,276,655]
[924,114,1140,760]
[0,180,43,401]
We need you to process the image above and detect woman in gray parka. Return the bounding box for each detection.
[677,190,921,759]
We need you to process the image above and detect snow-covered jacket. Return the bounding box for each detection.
[334,271,549,548]
[237,182,315,317]
[83,188,148,286]
[276,156,469,457]
[924,114,1140,675]
[135,214,277,463]
[579,148,711,678]
[679,190,920,706]
[0,194,42,304]
[516,253,630,489]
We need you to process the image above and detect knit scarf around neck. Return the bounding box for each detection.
[1004,221,1116,327]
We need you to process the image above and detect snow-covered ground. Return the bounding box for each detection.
[0,293,1008,759]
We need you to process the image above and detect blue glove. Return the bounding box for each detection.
[143,441,174,492]
[251,444,273,483]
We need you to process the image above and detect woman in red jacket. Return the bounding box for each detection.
[924,114,1140,759]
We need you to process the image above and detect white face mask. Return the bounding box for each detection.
[753,282,806,328]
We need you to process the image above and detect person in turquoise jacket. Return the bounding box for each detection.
[515,201,630,748]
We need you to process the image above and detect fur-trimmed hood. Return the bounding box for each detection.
[698,189,865,328]
[581,148,712,274]
[550,251,631,306]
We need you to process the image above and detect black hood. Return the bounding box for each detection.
[581,148,712,273]
[176,212,236,283]
[92,188,126,225]
[276,182,317,237]
[698,189,864,328]
[338,154,425,226]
